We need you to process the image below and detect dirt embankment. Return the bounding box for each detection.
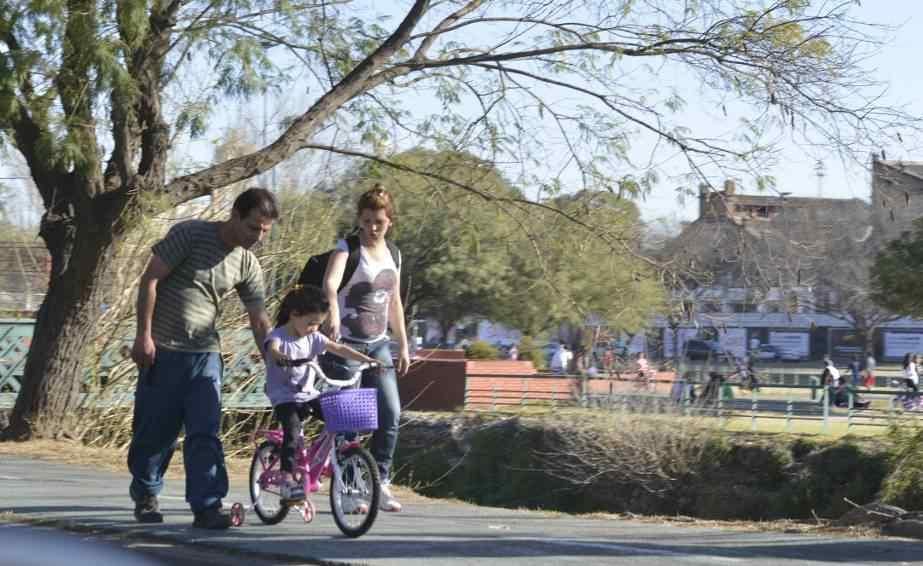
[392,411,901,522]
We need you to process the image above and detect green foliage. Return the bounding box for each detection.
[517,336,545,369]
[465,340,499,360]
[773,441,889,518]
[327,149,664,338]
[497,190,665,335]
[1,0,911,439]
[332,148,525,332]
[881,425,923,510]
[872,220,923,316]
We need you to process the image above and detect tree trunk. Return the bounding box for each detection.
[3,199,123,440]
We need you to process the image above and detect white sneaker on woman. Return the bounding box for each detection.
[379,482,402,512]
[342,495,369,514]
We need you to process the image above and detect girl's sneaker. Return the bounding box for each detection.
[379,482,402,512]
[281,479,305,503]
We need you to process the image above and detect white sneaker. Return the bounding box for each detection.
[280,481,305,503]
[341,495,369,514]
[379,482,402,512]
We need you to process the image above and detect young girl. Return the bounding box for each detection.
[323,184,410,512]
[264,284,378,502]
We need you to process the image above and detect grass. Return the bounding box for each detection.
[463,404,897,437]
[720,415,889,437]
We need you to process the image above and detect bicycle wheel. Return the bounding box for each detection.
[250,441,290,525]
[329,446,380,538]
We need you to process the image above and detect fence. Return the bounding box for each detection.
[0,319,32,399]
[463,369,922,434]
[0,319,269,410]
[3,313,920,435]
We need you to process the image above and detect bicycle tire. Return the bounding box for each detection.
[250,441,290,525]
[329,446,380,538]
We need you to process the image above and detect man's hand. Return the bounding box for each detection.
[396,347,411,376]
[132,335,156,367]
[323,318,341,341]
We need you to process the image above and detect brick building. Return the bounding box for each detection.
[870,157,923,246]
[658,174,920,362]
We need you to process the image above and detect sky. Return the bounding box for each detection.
[640,2,923,227]
[3,2,923,230]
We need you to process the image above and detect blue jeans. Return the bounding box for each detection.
[127,349,228,512]
[321,337,400,482]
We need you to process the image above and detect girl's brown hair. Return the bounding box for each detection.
[275,284,329,328]
[356,183,395,220]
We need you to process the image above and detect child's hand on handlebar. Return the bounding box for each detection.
[270,350,293,367]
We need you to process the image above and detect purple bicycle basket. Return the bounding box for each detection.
[319,388,379,433]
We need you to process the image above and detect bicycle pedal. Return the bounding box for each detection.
[338,440,361,452]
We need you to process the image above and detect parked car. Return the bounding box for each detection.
[756,344,800,362]
[684,339,722,360]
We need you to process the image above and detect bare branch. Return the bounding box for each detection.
[162,0,431,204]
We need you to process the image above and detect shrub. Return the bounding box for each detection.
[466,340,499,360]
[881,425,923,509]
[394,412,892,520]
[517,335,545,369]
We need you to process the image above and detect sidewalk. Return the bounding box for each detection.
[2,456,923,565]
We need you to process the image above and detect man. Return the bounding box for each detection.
[127,188,277,529]
[864,352,877,389]
[550,344,572,374]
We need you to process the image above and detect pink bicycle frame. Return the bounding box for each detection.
[256,428,337,493]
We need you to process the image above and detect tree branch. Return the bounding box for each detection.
[55,0,102,197]
[299,143,642,251]
[162,0,431,206]
[1,19,60,205]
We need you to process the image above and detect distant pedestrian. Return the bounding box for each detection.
[508,344,519,361]
[817,357,840,405]
[903,353,919,392]
[848,355,862,387]
[863,352,877,388]
[601,348,615,376]
[822,357,841,386]
[550,344,572,374]
[636,351,650,379]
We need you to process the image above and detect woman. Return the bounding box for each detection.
[323,185,410,512]
[903,353,919,392]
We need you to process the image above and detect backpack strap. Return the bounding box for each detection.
[337,236,400,291]
[339,235,361,291]
[386,239,401,271]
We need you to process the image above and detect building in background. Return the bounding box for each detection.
[658,171,923,363]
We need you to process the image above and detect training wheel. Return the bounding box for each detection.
[300,499,316,523]
[230,502,246,527]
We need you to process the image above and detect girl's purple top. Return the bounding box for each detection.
[263,326,329,406]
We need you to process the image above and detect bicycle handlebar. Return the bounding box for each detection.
[274,358,392,396]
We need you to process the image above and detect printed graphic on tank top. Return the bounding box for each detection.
[335,238,398,343]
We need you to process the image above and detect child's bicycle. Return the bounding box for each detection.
[230,359,383,538]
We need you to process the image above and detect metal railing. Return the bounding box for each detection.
[464,371,922,434]
[0,319,270,410]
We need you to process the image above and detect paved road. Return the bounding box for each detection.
[2,456,923,565]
